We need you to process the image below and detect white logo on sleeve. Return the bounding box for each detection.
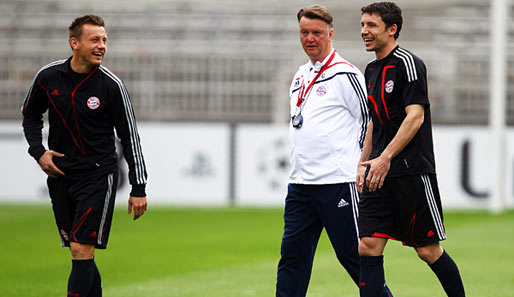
[337,198,349,208]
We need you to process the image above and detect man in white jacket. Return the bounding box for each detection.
[275,5,393,297]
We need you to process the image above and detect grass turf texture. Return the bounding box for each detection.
[1,204,513,296]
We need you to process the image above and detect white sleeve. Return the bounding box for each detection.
[342,72,369,149]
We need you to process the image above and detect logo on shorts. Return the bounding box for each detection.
[87,97,101,110]
[337,198,349,208]
[316,85,327,97]
[385,80,394,93]
[60,229,69,241]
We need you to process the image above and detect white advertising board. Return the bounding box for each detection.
[1,121,513,209]
[235,124,514,208]
[1,122,230,205]
[0,122,50,202]
[235,124,290,206]
[433,126,514,208]
[116,123,230,205]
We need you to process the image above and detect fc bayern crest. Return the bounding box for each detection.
[385,80,394,93]
[87,97,100,110]
[316,85,327,96]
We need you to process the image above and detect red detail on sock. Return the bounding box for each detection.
[359,282,367,287]
[68,292,79,297]
[52,89,60,95]
[427,230,435,237]
[444,285,451,289]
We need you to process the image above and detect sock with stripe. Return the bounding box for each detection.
[429,250,465,297]
[68,259,95,297]
[359,255,385,297]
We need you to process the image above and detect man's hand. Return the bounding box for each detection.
[360,154,391,192]
[128,196,147,220]
[38,150,65,178]
[356,162,367,193]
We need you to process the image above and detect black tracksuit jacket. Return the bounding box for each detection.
[22,57,147,196]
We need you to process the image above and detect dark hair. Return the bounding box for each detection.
[297,5,333,28]
[68,14,105,39]
[361,2,402,39]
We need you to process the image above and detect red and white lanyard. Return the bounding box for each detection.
[294,51,336,116]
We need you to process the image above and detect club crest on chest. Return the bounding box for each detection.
[385,80,394,93]
[316,85,327,97]
[87,96,101,110]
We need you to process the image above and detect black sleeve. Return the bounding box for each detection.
[111,80,148,197]
[21,74,49,163]
[398,57,430,107]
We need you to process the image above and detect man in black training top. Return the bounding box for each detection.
[356,2,466,297]
[22,14,148,297]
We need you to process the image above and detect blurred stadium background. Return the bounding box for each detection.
[1,0,512,209]
[1,1,514,296]
[2,0,513,123]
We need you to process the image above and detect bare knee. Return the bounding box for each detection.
[415,243,443,264]
[70,242,95,260]
[358,237,387,256]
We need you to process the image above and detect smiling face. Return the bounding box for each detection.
[69,24,107,73]
[360,13,397,59]
[299,16,333,64]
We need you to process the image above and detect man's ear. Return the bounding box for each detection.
[69,37,79,50]
[388,24,398,38]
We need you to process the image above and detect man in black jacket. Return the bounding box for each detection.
[357,3,465,297]
[22,14,148,297]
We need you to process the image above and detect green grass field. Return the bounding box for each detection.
[1,204,513,297]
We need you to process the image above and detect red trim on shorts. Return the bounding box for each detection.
[371,232,397,240]
[71,207,93,242]
[408,213,420,247]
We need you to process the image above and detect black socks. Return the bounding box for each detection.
[67,259,102,297]
[429,250,465,297]
[89,261,102,297]
[359,251,465,297]
[359,255,385,297]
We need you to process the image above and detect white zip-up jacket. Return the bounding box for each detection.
[288,49,368,184]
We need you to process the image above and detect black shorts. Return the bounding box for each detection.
[47,169,118,249]
[358,173,446,247]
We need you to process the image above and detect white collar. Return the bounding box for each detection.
[310,49,335,72]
